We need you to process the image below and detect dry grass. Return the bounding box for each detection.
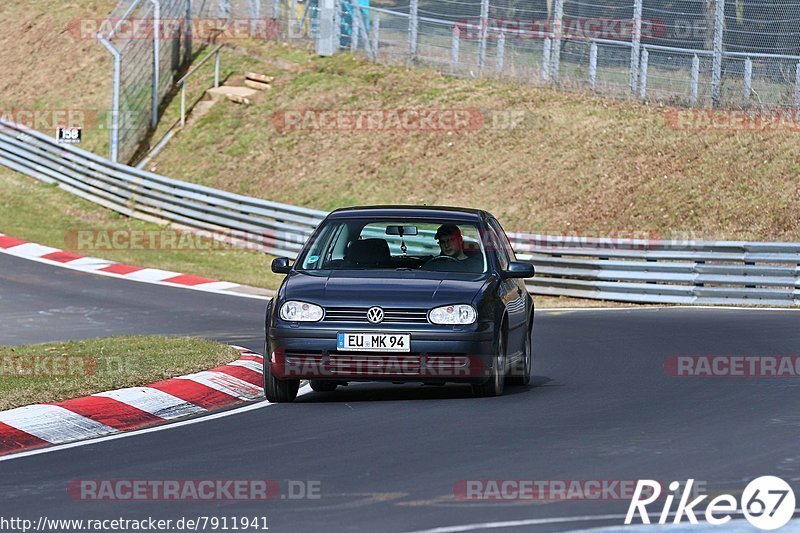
[149,42,800,242]
[0,1,116,154]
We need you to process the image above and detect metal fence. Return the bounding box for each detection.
[97,0,269,164]
[2,119,799,307]
[278,0,800,110]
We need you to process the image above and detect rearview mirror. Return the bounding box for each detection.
[502,261,535,279]
[385,225,418,236]
[271,257,292,274]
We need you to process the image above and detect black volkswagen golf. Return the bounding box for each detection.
[264,206,535,402]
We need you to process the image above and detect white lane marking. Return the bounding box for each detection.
[193,281,241,291]
[0,246,271,300]
[402,514,626,532]
[536,305,800,313]
[62,256,116,270]
[404,511,800,533]
[571,518,800,532]
[227,359,264,373]
[179,370,264,401]
[0,385,312,463]
[124,268,182,282]
[4,242,60,258]
[94,387,206,420]
[0,404,118,444]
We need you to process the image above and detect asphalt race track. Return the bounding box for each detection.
[1,252,799,532]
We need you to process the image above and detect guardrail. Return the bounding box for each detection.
[1,119,799,307]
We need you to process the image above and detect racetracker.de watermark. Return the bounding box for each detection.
[454,480,662,501]
[0,109,97,131]
[664,109,800,131]
[271,109,537,132]
[0,354,146,378]
[0,355,96,378]
[68,18,279,41]
[453,17,665,41]
[68,480,321,501]
[665,355,800,377]
[64,228,307,253]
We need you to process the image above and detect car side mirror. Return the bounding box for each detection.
[502,261,535,279]
[271,257,292,274]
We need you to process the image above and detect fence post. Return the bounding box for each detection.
[451,25,460,69]
[638,47,648,100]
[711,0,724,107]
[351,6,360,51]
[496,32,505,73]
[795,61,800,108]
[408,0,419,60]
[150,1,160,130]
[273,0,280,21]
[478,0,489,71]
[214,48,221,87]
[690,54,700,106]
[333,0,341,50]
[186,0,193,61]
[98,36,120,163]
[290,0,297,37]
[371,12,380,60]
[316,0,336,55]
[743,57,752,101]
[542,37,551,82]
[589,41,598,90]
[629,0,642,95]
[549,0,564,82]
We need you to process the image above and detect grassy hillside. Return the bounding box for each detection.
[148,41,800,242]
[0,1,116,154]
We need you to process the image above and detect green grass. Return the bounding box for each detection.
[0,168,283,291]
[0,336,240,410]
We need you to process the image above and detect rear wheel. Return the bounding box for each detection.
[263,339,300,403]
[507,324,532,386]
[310,380,338,392]
[472,332,506,397]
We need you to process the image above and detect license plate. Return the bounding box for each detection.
[337,332,411,352]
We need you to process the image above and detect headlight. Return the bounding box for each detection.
[279,301,324,322]
[429,304,477,325]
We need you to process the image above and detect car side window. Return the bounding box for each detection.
[486,225,510,270]
[489,218,517,262]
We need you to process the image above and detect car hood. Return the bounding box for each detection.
[282,270,489,307]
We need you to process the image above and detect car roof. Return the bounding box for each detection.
[327,205,490,222]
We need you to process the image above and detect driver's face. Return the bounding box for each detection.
[438,235,463,257]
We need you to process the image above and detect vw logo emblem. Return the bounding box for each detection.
[367,306,384,324]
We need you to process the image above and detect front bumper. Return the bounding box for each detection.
[267,323,496,383]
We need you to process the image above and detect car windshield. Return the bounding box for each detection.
[297,219,488,273]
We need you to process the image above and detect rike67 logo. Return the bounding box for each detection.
[626,477,796,530]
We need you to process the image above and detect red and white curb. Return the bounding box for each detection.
[0,346,266,456]
[0,233,272,300]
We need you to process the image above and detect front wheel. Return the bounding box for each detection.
[507,325,532,386]
[263,340,299,403]
[472,333,506,397]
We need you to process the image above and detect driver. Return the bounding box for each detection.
[435,224,468,260]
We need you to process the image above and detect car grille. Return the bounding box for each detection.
[323,306,430,324]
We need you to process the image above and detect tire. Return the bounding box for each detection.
[263,339,300,403]
[472,330,506,397]
[310,380,338,392]
[507,324,532,387]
